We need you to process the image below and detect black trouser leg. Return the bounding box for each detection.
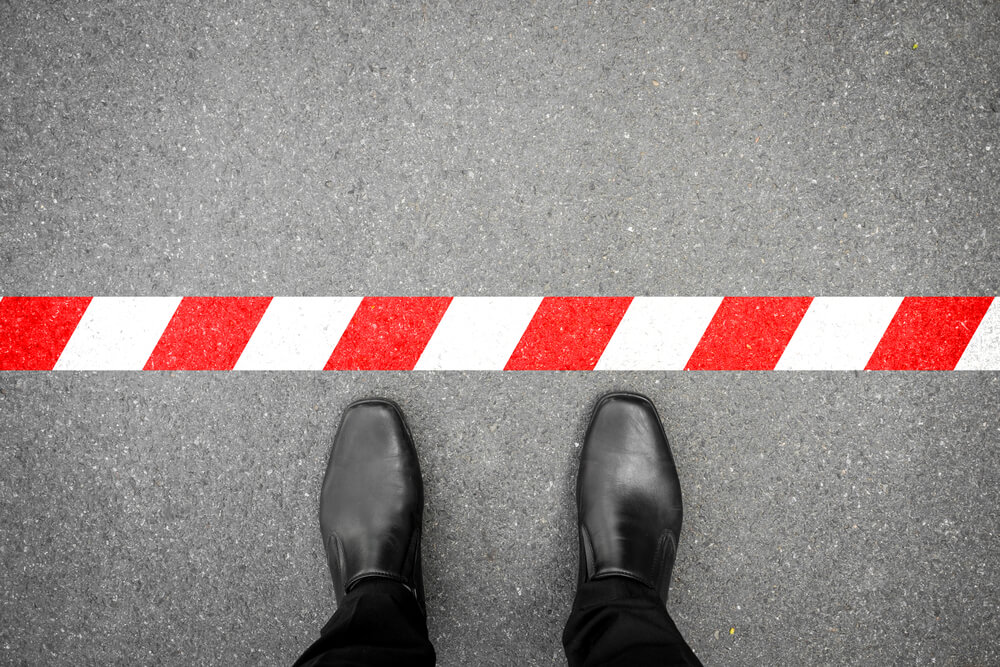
[293,580,436,667]
[563,577,703,667]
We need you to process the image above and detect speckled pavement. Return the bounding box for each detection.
[1,2,998,665]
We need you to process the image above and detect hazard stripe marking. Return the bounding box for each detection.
[866,296,994,370]
[775,297,903,371]
[415,297,543,370]
[144,297,272,370]
[2,296,997,371]
[685,297,814,370]
[55,297,182,370]
[595,297,724,370]
[956,298,1000,370]
[234,297,362,370]
[324,297,452,370]
[0,297,93,370]
[505,297,633,371]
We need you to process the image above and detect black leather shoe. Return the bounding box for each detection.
[320,399,425,614]
[576,392,683,604]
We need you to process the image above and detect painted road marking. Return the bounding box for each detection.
[55,297,182,370]
[235,297,362,370]
[685,297,813,370]
[415,297,543,370]
[866,297,993,370]
[0,297,92,370]
[144,297,272,370]
[956,298,1000,370]
[505,297,633,371]
[324,297,452,370]
[595,297,723,370]
[0,296,996,370]
[775,297,903,371]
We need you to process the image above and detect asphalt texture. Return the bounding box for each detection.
[1,1,998,665]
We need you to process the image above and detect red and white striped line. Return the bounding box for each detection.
[0,296,996,371]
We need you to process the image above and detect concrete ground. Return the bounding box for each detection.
[1,1,998,665]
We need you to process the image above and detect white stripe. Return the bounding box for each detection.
[414,297,543,370]
[234,297,362,370]
[774,297,903,370]
[54,297,182,370]
[594,297,723,370]
[955,298,1000,370]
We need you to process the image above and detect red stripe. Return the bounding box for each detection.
[143,297,271,370]
[324,297,452,370]
[865,296,993,370]
[685,297,813,370]
[0,297,92,370]
[504,297,632,370]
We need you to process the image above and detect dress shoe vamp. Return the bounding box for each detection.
[580,454,682,579]
[319,404,422,583]
[322,468,419,577]
[579,395,682,585]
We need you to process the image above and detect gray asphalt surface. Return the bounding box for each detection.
[1,1,998,665]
